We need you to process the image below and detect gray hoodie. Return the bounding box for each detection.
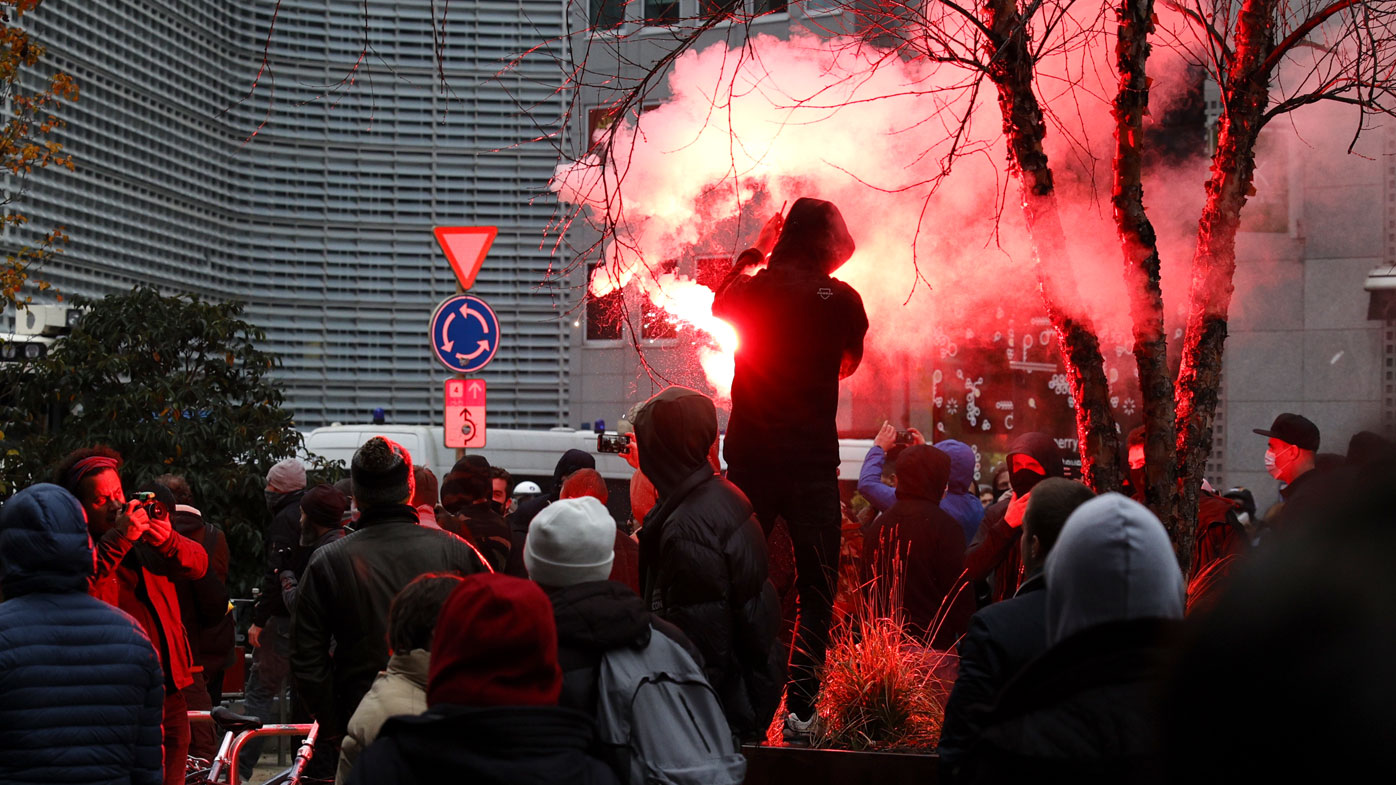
[1044,493,1184,646]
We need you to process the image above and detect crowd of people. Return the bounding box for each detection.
[2,195,1393,785]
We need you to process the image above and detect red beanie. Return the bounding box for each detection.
[426,573,562,708]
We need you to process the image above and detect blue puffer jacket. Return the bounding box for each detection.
[0,483,164,785]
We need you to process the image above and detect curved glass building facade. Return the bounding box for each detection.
[12,0,569,428]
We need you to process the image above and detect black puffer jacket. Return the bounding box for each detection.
[290,503,489,737]
[713,197,868,474]
[862,445,975,647]
[634,387,784,739]
[0,484,165,785]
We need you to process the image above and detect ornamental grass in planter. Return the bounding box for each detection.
[812,560,959,753]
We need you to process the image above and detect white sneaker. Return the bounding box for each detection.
[782,711,819,746]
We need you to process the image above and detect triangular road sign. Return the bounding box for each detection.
[434,226,497,289]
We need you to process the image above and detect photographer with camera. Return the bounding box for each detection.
[858,422,925,514]
[55,447,209,785]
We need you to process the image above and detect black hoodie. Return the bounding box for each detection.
[632,387,785,739]
[713,197,869,474]
[965,433,1066,604]
[862,445,975,646]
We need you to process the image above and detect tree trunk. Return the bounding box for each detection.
[1111,0,1180,536]
[982,0,1122,491]
[1174,0,1279,574]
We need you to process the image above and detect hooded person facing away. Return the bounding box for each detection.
[712,196,868,741]
[962,493,1185,785]
[634,386,785,741]
[0,484,165,785]
[964,432,1065,605]
[861,444,976,648]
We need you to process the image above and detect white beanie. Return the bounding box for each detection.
[524,497,616,587]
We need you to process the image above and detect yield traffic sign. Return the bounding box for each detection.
[430,295,501,373]
[445,378,486,448]
[434,226,497,289]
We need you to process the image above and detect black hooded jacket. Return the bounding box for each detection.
[965,433,1064,604]
[348,705,618,785]
[713,198,869,474]
[862,445,975,647]
[634,387,785,739]
[506,449,596,577]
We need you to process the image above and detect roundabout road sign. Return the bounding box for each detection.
[430,295,500,373]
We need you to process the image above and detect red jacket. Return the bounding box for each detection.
[89,529,209,691]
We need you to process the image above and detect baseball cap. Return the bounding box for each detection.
[1253,413,1320,452]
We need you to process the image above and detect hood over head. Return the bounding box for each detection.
[548,449,595,501]
[1045,492,1185,646]
[633,386,718,497]
[934,439,977,494]
[1006,432,1065,495]
[0,483,94,596]
[768,197,856,275]
[893,444,951,503]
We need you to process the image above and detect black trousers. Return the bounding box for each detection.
[727,466,841,720]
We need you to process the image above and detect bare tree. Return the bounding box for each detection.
[536,0,1396,571]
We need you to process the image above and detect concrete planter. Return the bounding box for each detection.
[741,744,940,785]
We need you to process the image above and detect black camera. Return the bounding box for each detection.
[597,432,631,455]
[894,429,916,446]
[132,491,165,519]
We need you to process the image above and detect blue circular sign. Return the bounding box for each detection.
[430,295,501,373]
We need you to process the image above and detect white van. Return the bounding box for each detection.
[303,424,877,525]
[302,425,635,522]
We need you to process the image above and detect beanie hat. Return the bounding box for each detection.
[266,458,307,493]
[300,484,349,530]
[427,573,562,708]
[352,437,415,509]
[440,455,491,513]
[524,497,616,587]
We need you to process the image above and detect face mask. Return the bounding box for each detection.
[1264,448,1285,481]
[489,499,505,516]
[1009,469,1045,497]
[265,491,283,511]
[299,522,316,547]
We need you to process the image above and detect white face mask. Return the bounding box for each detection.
[1265,447,1286,480]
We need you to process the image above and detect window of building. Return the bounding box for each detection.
[591,0,625,28]
[586,261,625,341]
[644,0,680,25]
[754,0,789,13]
[701,0,741,17]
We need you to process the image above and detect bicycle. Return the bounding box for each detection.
[186,706,319,785]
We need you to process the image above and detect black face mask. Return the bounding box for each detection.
[489,500,505,516]
[265,491,284,512]
[1010,469,1046,497]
